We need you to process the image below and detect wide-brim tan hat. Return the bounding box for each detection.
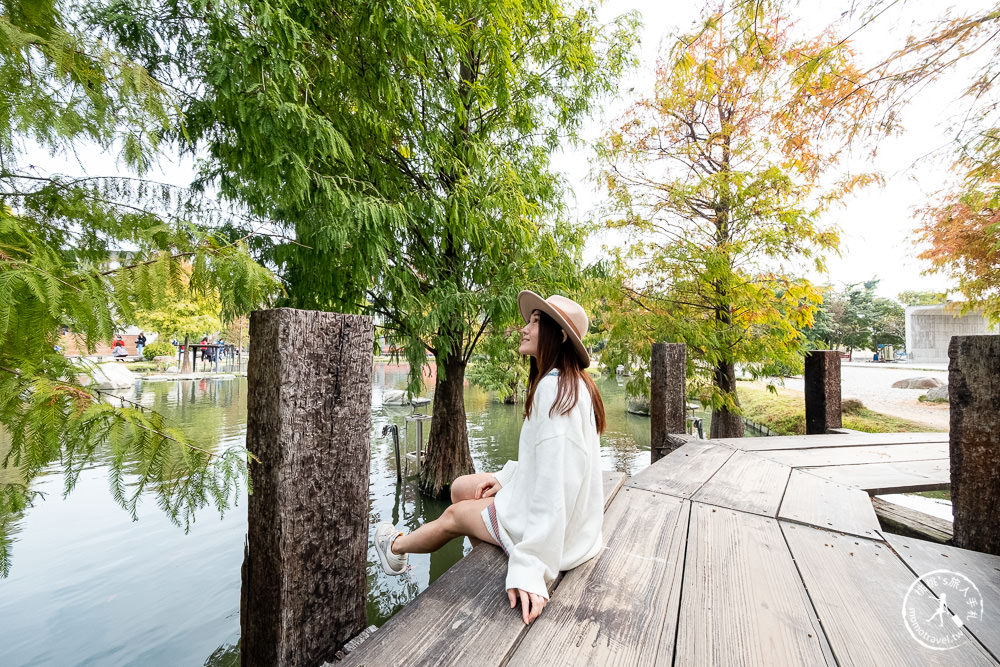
[518,290,590,368]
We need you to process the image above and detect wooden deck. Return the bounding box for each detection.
[341,431,1000,666]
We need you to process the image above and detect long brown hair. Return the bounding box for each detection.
[524,311,606,433]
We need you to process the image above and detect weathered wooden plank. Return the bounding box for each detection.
[778,470,881,539]
[883,531,1000,659]
[782,522,997,665]
[805,459,950,495]
[716,432,947,452]
[342,471,626,666]
[506,488,689,666]
[626,440,735,499]
[602,470,626,511]
[872,497,953,544]
[761,442,949,468]
[674,503,829,666]
[339,543,521,666]
[691,449,791,517]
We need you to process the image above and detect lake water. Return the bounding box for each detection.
[0,367,661,666]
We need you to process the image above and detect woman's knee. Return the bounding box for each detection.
[450,474,482,503]
[438,502,463,537]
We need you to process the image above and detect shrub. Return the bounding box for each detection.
[841,399,866,415]
[143,340,176,361]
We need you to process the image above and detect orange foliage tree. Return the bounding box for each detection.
[917,181,1000,321]
[837,3,1000,317]
[594,1,885,437]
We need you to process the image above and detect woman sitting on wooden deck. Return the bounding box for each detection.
[374,291,607,625]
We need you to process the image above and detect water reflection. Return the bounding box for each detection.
[0,367,651,665]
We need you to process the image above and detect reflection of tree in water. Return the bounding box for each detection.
[203,639,240,667]
[599,432,642,474]
[366,557,422,626]
[0,379,249,576]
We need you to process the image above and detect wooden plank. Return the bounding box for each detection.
[506,488,689,666]
[781,522,997,665]
[872,497,953,544]
[342,470,627,666]
[626,440,735,499]
[778,470,881,539]
[674,503,828,666]
[716,432,947,452]
[691,449,791,517]
[339,542,522,666]
[602,470,626,511]
[761,442,949,468]
[883,531,1000,660]
[804,459,950,495]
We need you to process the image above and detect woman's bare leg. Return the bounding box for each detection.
[449,473,497,546]
[450,472,497,503]
[391,498,498,555]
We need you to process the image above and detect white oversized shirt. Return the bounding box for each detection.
[490,371,603,599]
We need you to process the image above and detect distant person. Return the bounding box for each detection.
[136,332,147,357]
[374,291,606,626]
[200,335,214,366]
[112,335,128,360]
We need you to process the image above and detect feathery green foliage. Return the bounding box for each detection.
[0,0,279,575]
[97,0,639,493]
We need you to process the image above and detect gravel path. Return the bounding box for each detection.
[763,363,950,431]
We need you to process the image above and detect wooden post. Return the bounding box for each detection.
[949,335,1000,556]
[804,350,842,435]
[241,308,374,666]
[650,343,686,463]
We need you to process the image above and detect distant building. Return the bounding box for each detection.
[905,304,999,363]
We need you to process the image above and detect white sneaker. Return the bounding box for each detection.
[374,522,407,575]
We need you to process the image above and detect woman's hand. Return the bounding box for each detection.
[474,477,502,499]
[507,588,546,624]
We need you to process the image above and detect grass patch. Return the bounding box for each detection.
[123,361,159,372]
[914,490,951,501]
[737,382,941,435]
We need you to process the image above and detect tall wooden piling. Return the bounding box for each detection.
[650,343,686,463]
[804,350,842,435]
[241,308,374,666]
[948,335,1000,556]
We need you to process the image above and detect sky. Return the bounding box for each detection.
[553,0,994,300]
[27,0,993,302]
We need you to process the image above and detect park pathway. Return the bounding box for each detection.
[341,431,999,666]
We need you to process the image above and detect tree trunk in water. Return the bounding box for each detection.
[182,335,192,373]
[420,351,475,497]
[710,360,744,438]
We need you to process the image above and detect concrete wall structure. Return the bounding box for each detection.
[905,304,999,363]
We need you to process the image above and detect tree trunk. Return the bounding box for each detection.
[710,360,744,438]
[420,350,475,498]
[182,335,192,373]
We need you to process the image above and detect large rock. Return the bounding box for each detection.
[78,362,137,389]
[626,395,650,416]
[924,385,949,401]
[891,376,944,389]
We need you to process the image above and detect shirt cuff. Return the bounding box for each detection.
[493,460,518,488]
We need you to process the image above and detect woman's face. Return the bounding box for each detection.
[518,311,540,358]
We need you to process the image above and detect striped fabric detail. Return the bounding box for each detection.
[486,503,509,555]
